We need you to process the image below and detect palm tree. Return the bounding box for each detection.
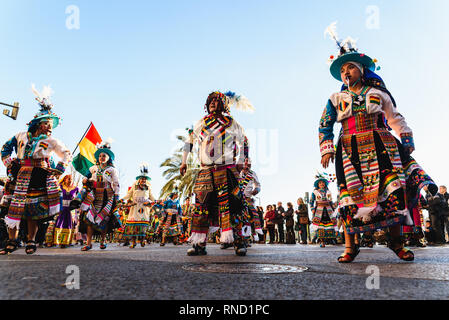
[159,135,200,200]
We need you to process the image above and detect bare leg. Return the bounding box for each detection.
[343,229,356,255]
[26,218,38,242]
[86,226,94,247]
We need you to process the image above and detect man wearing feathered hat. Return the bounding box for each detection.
[180,90,254,256]
[0,85,72,255]
[319,22,437,263]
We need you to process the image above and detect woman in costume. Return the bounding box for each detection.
[54,175,78,248]
[180,91,253,256]
[0,85,72,255]
[310,175,337,248]
[156,190,183,246]
[320,23,437,262]
[122,164,155,248]
[78,141,120,251]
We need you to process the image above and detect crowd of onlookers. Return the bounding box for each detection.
[255,199,313,245]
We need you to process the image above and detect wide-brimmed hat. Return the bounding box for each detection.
[324,22,377,82]
[28,84,61,129]
[330,51,376,82]
[94,139,115,162]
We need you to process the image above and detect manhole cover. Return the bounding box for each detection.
[182,263,308,274]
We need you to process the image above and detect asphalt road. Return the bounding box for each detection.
[1,242,448,301]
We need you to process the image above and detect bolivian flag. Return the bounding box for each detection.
[72,123,102,177]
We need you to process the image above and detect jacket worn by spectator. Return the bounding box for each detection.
[275,206,285,224]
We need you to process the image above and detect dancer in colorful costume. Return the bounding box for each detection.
[77,140,120,251]
[310,174,337,248]
[122,164,155,248]
[180,91,254,256]
[0,85,72,255]
[51,175,78,247]
[156,189,183,246]
[239,158,263,247]
[181,196,194,243]
[320,23,437,262]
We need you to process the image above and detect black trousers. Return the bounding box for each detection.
[277,223,284,243]
[429,213,445,243]
[267,225,275,243]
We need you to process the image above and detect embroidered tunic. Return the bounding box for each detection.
[122,182,155,237]
[156,198,183,238]
[319,86,434,234]
[186,114,248,167]
[310,189,337,239]
[80,165,120,232]
[1,131,72,229]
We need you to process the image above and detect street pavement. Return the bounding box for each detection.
[1,242,448,300]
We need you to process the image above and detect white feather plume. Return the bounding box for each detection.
[31,83,54,106]
[324,21,340,46]
[98,137,114,149]
[341,36,358,51]
[227,94,255,113]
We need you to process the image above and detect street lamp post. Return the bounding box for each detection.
[1,101,20,120]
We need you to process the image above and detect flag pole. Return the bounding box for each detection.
[72,122,92,155]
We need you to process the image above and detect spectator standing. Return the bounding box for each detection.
[264,205,276,244]
[276,202,285,244]
[437,186,449,243]
[285,202,295,244]
[296,198,309,244]
[425,186,446,244]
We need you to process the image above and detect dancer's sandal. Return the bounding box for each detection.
[81,245,92,251]
[387,236,414,261]
[25,240,37,255]
[389,246,414,261]
[337,245,360,263]
[100,243,107,250]
[140,241,145,248]
[0,240,18,255]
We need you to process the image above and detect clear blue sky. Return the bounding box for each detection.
[1,0,448,206]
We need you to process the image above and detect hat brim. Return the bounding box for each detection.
[330,52,376,82]
[314,178,328,189]
[29,115,60,129]
[94,149,115,162]
[136,175,151,181]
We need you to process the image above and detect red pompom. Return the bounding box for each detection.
[330,55,334,59]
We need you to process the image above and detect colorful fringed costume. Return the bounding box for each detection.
[52,186,78,246]
[319,30,437,236]
[1,129,71,230]
[79,164,120,233]
[320,86,436,234]
[122,180,155,238]
[240,168,263,241]
[181,202,194,240]
[156,196,183,239]
[310,178,337,241]
[185,112,249,246]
